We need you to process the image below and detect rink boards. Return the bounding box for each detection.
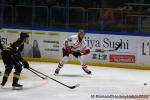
[0,26,150,69]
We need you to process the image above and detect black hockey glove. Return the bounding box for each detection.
[16,62,22,68]
[22,60,30,69]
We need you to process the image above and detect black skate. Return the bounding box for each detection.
[1,83,5,88]
[1,83,5,86]
[82,67,92,74]
[1,76,8,87]
[54,68,60,76]
[12,83,23,90]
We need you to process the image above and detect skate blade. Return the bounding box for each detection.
[85,71,92,75]
[12,86,23,90]
[54,73,58,76]
[87,72,92,75]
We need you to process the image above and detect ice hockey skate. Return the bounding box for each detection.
[82,67,92,74]
[12,83,23,90]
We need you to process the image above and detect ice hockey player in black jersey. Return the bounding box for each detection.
[1,32,30,90]
[0,38,3,50]
[0,38,3,75]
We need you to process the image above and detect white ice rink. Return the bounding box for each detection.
[0,60,150,100]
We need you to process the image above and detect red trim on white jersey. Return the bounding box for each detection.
[63,35,86,52]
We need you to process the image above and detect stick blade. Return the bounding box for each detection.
[69,84,80,89]
[115,43,122,50]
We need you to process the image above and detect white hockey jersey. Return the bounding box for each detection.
[63,35,86,52]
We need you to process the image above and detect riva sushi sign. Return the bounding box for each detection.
[84,33,137,63]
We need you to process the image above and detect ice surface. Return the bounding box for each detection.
[0,60,150,100]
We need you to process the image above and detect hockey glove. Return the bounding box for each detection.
[65,47,72,54]
[82,49,90,55]
[22,60,30,69]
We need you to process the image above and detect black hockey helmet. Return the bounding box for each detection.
[20,32,29,39]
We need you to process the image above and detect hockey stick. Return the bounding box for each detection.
[28,68,46,79]
[91,42,122,52]
[29,67,80,89]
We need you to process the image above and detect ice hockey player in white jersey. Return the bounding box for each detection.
[54,29,91,75]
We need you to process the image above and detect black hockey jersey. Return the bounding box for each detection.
[9,38,24,62]
[0,38,4,50]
